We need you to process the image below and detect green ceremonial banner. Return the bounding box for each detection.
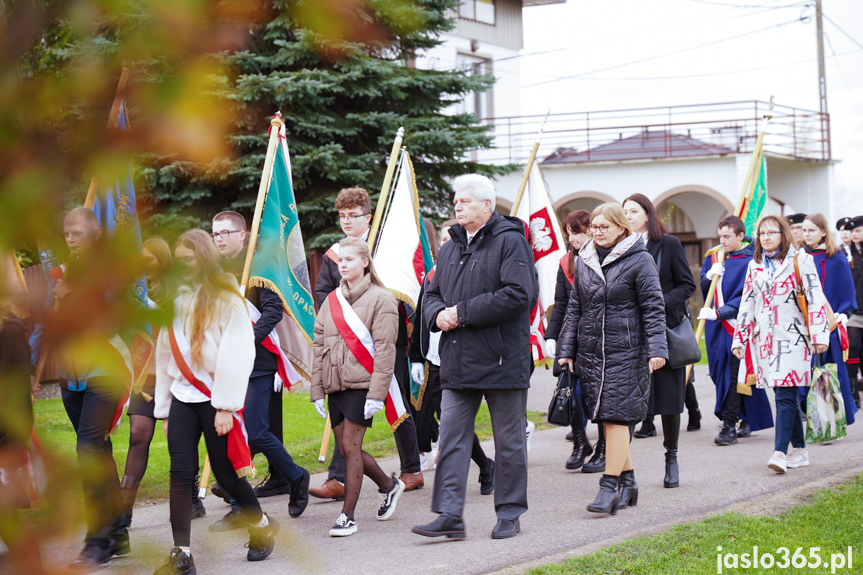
[742,153,768,236]
[249,130,315,377]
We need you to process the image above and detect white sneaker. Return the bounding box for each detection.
[767,451,787,473]
[786,448,810,468]
[329,513,357,537]
[525,420,535,453]
[419,452,429,472]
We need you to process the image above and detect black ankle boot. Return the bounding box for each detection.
[582,440,605,473]
[633,418,656,438]
[687,409,701,431]
[565,431,593,470]
[617,470,638,509]
[587,474,620,515]
[664,449,679,488]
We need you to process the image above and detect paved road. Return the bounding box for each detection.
[34,367,863,574]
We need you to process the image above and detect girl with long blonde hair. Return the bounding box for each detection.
[153,229,277,574]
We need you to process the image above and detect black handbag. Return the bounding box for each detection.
[548,366,575,426]
[656,244,702,369]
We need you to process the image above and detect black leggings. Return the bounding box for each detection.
[167,398,262,547]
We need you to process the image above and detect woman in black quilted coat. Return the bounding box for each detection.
[558,203,667,516]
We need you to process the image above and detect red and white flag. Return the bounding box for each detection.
[514,160,567,364]
[327,288,408,431]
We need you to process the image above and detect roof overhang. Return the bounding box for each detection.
[523,0,567,6]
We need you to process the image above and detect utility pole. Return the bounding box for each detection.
[815,0,830,159]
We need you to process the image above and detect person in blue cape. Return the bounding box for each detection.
[800,213,858,424]
[698,216,774,446]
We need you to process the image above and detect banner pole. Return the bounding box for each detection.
[368,127,404,250]
[318,416,332,462]
[240,113,285,295]
[510,111,550,217]
[84,68,130,209]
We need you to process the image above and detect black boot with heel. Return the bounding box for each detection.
[587,474,621,515]
[617,469,638,509]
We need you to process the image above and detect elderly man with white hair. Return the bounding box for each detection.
[411,174,537,541]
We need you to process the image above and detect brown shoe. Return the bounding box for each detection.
[399,472,424,492]
[309,478,345,500]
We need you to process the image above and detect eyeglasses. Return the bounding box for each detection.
[211,230,242,240]
[589,224,615,234]
[337,213,370,223]
[757,231,782,238]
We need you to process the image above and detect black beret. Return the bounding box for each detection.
[786,213,807,225]
[836,217,854,231]
[850,216,863,230]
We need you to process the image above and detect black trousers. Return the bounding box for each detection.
[719,356,742,424]
[848,326,863,384]
[167,398,262,547]
[327,345,421,479]
[61,378,126,550]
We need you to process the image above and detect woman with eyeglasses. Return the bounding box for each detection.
[800,213,858,423]
[558,203,667,516]
[732,216,830,473]
[623,194,696,489]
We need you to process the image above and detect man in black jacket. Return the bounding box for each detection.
[847,216,863,403]
[207,211,310,531]
[411,174,536,541]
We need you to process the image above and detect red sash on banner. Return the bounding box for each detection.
[246,301,302,393]
[327,287,408,431]
[167,324,253,478]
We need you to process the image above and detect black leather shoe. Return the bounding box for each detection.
[491,518,520,539]
[154,547,196,575]
[210,482,232,505]
[715,422,738,445]
[587,474,620,515]
[411,515,466,540]
[565,431,593,471]
[71,545,112,570]
[737,420,752,438]
[664,449,680,488]
[633,419,656,438]
[191,496,206,519]
[254,471,291,498]
[247,514,279,562]
[617,469,638,510]
[209,508,249,532]
[582,440,605,473]
[288,468,310,518]
[687,409,702,431]
[478,459,495,496]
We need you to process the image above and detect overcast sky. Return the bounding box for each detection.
[520,0,863,217]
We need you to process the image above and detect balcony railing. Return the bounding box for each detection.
[475,100,830,166]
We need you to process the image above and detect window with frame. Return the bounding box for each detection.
[459,0,495,25]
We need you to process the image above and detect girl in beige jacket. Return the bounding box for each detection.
[311,238,405,536]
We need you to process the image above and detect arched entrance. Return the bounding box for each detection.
[654,186,732,266]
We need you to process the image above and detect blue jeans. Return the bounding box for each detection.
[774,387,806,453]
[245,373,303,484]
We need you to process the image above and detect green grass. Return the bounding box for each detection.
[33,391,552,502]
[698,335,708,365]
[530,475,863,575]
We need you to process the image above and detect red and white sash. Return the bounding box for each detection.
[246,301,301,392]
[167,306,253,478]
[327,287,408,431]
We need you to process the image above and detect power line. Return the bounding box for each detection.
[822,13,863,51]
[524,18,803,89]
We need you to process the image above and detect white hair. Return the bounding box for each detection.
[452,174,496,205]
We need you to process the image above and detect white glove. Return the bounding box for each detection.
[697,308,718,321]
[545,339,557,357]
[314,398,327,419]
[411,363,425,386]
[364,399,384,420]
[837,313,848,327]
[705,262,725,281]
[273,374,284,393]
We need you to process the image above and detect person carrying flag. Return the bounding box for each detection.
[311,187,422,499]
[205,211,310,533]
[697,216,773,446]
[29,207,134,568]
[154,229,278,574]
[310,237,406,537]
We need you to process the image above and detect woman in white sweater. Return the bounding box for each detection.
[154,229,277,575]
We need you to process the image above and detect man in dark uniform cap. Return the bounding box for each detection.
[837,217,854,261]
[786,213,807,248]
[847,216,863,407]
